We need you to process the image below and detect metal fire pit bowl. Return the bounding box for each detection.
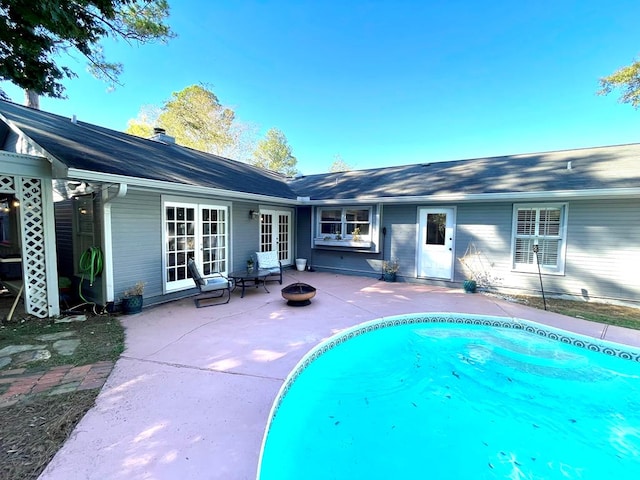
[281,282,316,306]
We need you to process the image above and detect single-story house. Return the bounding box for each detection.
[0,99,638,318]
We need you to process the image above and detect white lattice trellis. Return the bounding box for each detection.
[0,175,15,193]
[18,178,49,318]
[2,174,51,317]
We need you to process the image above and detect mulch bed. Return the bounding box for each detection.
[0,390,96,480]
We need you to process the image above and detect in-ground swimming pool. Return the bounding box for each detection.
[258,313,640,479]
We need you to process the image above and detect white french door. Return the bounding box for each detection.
[164,201,228,292]
[417,207,456,280]
[259,209,292,266]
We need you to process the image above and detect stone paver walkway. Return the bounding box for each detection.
[0,361,114,408]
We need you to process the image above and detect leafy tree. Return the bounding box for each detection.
[0,0,174,100]
[598,57,640,108]
[329,154,352,172]
[126,84,256,158]
[159,85,235,153]
[126,104,159,137]
[251,128,298,176]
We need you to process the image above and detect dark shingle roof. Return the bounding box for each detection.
[289,144,640,200]
[2,100,638,203]
[0,100,298,200]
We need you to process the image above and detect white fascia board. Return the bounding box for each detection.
[307,188,640,205]
[0,151,52,178]
[66,168,300,205]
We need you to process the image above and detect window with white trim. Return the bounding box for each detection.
[512,204,567,274]
[315,206,373,247]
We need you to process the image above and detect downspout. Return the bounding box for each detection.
[101,184,127,305]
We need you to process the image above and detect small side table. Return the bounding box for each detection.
[229,269,270,298]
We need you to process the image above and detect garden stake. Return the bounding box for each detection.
[533,244,547,311]
[379,227,387,280]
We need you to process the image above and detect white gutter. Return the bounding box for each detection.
[67,168,300,205]
[70,168,640,206]
[306,187,640,205]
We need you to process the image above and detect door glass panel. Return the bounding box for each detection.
[201,207,227,275]
[426,213,446,245]
[165,205,196,283]
[278,214,289,261]
[260,214,274,252]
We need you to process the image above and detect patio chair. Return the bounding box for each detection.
[187,258,232,308]
[254,251,283,285]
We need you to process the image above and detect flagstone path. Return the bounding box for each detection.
[0,329,114,408]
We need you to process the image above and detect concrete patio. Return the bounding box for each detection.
[39,270,640,480]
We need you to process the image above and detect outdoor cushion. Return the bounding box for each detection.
[201,276,230,292]
[256,251,279,269]
[188,258,206,286]
[187,258,231,307]
[254,250,283,285]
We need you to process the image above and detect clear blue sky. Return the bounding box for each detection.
[2,0,640,175]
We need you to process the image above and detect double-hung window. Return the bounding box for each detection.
[512,203,567,274]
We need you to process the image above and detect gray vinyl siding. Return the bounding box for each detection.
[455,202,514,285]
[382,205,419,279]
[295,206,312,263]
[455,199,640,303]
[111,190,164,303]
[233,201,261,269]
[561,199,639,302]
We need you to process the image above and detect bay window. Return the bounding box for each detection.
[315,206,375,249]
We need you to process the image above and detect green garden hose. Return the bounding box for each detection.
[78,246,103,302]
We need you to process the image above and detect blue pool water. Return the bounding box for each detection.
[258,314,640,479]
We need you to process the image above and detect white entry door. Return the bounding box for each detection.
[417,207,455,279]
[260,209,292,266]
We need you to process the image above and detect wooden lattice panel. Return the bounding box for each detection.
[0,175,15,193]
[19,178,49,318]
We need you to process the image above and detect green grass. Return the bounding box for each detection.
[508,295,640,330]
[0,315,125,371]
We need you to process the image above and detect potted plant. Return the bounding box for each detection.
[382,259,399,282]
[122,281,145,314]
[247,258,255,273]
[458,242,503,294]
[463,279,477,293]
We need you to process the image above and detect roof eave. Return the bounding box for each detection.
[0,111,69,177]
[305,188,640,205]
[67,168,300,205]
